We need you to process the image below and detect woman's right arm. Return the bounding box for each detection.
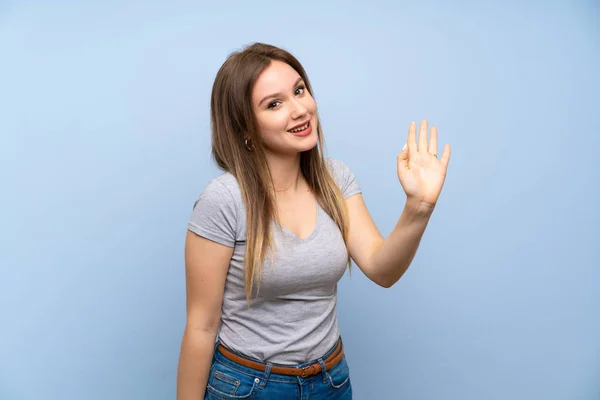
[176,230,233,400]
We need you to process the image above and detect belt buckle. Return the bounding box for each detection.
[300,365,315,378]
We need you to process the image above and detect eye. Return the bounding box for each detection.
[295,85,306,95]
[267,100,281,109]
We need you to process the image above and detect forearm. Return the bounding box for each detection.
[370,198,434,287]
[176,327,218,400]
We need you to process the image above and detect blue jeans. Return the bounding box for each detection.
[204,339,353,399]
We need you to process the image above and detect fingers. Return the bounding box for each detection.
[408,120,449,163]
[397,142,409,174]
[440,143,451,167]
[407,122,417,154]
[428,126,438,157]
[399,142,408,157]
[418,120,428,152]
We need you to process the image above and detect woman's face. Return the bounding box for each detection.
[251,60,319,157]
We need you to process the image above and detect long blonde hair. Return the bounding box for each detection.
[210,43,350,301]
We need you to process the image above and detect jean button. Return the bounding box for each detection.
[254,378,260,384]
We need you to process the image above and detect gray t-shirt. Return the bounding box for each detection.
[187,159,361,364]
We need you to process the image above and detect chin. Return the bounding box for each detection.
[295,133,319,153]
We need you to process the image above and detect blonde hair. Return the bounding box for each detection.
[210,43,350,301]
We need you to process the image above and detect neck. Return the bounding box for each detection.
[265,152,303,193]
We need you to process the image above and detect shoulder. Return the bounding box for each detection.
[325,158,352,176]
[324,158,361,199]
[196,172,242,206]
[189,172,242,246]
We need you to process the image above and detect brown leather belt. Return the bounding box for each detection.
[217,339,344,378]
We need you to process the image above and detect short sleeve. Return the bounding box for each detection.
[327,159,361,199]
[187,178,238,247]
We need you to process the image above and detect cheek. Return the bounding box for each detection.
[303,92,317,111]
[256,113,288,140]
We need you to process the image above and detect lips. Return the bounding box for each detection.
[287,120,310,132]
[288,120,313,137]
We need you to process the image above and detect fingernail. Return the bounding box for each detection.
[402,143,407,150]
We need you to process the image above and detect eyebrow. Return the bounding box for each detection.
[258,77,304,107]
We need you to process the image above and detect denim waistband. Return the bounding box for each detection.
[213,337,343,384]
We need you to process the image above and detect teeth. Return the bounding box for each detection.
[290,122,309,133]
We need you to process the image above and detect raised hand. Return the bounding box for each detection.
[397,120,451,208]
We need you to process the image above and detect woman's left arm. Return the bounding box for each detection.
[346,120,451,288]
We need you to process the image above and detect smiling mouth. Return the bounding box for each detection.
[288,121,310,133]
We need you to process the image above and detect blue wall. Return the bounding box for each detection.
[1,1,598,399]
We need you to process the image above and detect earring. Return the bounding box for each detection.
[244,138,254,151]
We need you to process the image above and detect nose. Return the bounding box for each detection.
[290,98,308,119]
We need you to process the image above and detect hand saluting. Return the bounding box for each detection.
[397,120,451,208]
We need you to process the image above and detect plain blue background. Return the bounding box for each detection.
[1,1,598,399]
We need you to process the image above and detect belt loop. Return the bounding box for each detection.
[259,363,272,389]
[317,358,328,383]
